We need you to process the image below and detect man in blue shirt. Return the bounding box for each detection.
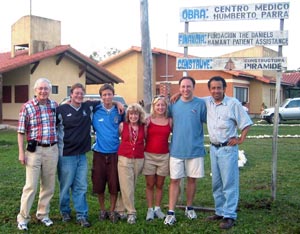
[91,83,124,223]
[164,76,207,225]
[204,76,252,230]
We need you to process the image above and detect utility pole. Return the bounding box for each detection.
[140,0,152,113]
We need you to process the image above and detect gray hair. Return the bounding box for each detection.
[34,78,52,91]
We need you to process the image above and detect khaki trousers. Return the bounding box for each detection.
[117,156,144,215]
[17,145,58,224]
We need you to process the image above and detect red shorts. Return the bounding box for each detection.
[91,151,120,194]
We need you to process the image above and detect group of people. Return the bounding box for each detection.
[16,75,252,231]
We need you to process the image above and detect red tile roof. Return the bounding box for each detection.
[0,45,69,73]
[282,72,300,86]
[0,45,123,84]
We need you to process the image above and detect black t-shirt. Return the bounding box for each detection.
[56,101,99,156]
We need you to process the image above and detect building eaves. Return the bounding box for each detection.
[0,45,123,84]
[99,46,143,66]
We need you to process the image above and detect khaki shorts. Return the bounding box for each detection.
[169,156,205,179]
[142,152,170,177]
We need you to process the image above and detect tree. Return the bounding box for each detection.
[89,47,121,62]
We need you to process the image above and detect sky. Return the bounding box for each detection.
[0,0,299,70]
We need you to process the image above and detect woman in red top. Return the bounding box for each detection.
[143,96,172,221]
[117,103,146,224]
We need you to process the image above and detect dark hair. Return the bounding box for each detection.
[208,76,227,89]
[70,83,85,94]
[99,83,115,96]
[242,101,247,106]
[179,76,196,87]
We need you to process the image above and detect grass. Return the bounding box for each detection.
[0,119,300,233]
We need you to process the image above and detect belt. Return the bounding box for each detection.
[211,141,228,148]
[37,142,57,147]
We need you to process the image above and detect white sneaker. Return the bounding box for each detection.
[154,208,165,219]
[146,209,154,221]
[40,217,53,227]
[185,208,197,220]
[17,222,28,231]
[164,214,176,225]
[127,214,136,224]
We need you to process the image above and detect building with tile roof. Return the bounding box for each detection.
[282,71,300,97]
[87,46,297,116]
[0,15,123,122]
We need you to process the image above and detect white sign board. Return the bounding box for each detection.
[178,31,288,47]
[180,2,289,22]
[176,57,287,71]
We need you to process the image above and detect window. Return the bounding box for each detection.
[287,100,300,108]
[52,85,58,94]
[234,86,248,102]
[67,86,71,96]
[15,85,28,103]
[156,87,160,96]
[3,86,12,103]
[270,89,276,107]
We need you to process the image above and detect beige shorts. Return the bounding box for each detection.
[169,156,205,179]
[142,152,170,177]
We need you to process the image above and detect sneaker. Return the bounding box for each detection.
[40,217,53,227]
[164,212,176,225]
[116,212,127,220]
[127,214,136,224]
[17,222,28,231]
[154,208,165,219]
[185,207,197,220]
[99,210,108,221]
[109,211,119,223]
[146,209,154,221]
[61,213,71,222]
[77,217,91,228]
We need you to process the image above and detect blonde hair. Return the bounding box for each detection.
[125,103,146,124]
[150,96,168,118]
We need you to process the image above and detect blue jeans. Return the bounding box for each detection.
[57,154,88,219]
[210,145,239,220]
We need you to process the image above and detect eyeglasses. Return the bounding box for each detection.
[37,87,49,91]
